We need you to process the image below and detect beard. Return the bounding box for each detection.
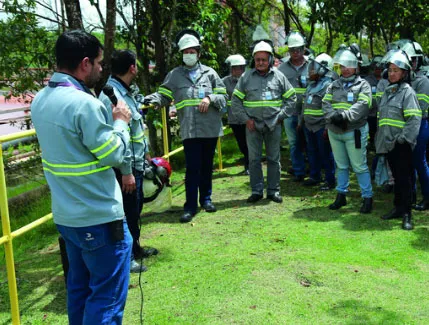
[86,67,101,88]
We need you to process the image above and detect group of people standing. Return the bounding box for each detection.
[30,27,428,324]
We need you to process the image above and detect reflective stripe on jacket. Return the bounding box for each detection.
[231,67,296,131]
[99,76,148,174]
[277,59,309,116]
[322,75,372,134]
[146,63,226,140]
[375,82,421,154]
[302,77,333,132]
[31,72,129,227]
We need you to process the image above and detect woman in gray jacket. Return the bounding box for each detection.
[376,50,421,230]
[144,30,227,223]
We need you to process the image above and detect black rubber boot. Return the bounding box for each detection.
[402,213,414,231]
[329,193,347,210]
[360,197,373,214]
[381,208,402,220]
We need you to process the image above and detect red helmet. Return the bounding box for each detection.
[143,157,172,203]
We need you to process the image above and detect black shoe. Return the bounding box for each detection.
[247,194,263,203]
[130,260,147,273]
[381,184,394,193]
[135,247,159,259]
[303,178,320,186]
[329,193,347,210]
[402,213,414,230]
[292,175,305,182]
[381,208,402,220]
[267,193,283,203]
[202,201,217,212]
[414,199,429,211]
[180,212,194,223]
[320,182,335,191]
[360,197,373,214]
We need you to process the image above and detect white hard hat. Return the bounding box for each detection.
[178,34,200,51]
[334,49,359,68]
[382,50,411,71]
[315,53,334,71]
[252,41,273,56]
[401,42,424,58]
[286,32,305,48]
[226,54,246,66]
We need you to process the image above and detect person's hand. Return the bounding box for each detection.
[122,174,136,194]
[330,111,344,126]
[112,100,131,124]
[198,97,211,113]
[246,119,256,131]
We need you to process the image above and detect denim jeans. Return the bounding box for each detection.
[115,169,143,260]
[246,124,282,195]
[304,126,335,185]
[283,116,305,176]
[183,137,218,214]
[412,119,429,199]
[56,220,132,325]
[328,123,373,198]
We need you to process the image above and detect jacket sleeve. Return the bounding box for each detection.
[144,71,175,107]
[415,77,429,114]
[341,81,371,122]
[279,75,297,121]
[78,99,130,168]
[322,83,335,122]
[398,89,422,145]
[207,71,227,110]
[231,74,250,124]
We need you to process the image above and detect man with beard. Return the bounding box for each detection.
[31,30,133,324]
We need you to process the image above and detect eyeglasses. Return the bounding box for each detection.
[388,68,402,73]
[289,47,303,53]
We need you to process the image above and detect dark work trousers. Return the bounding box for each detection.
[230,124,249,169]
[386,142,413,214]
[183,137,218,214]
[115,168,144,260]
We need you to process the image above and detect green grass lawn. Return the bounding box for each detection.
[1,134,429,324]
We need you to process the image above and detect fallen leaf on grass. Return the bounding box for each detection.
[249,305,257,309]
[300,280,311,287]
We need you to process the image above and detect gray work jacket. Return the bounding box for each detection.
[222,75,243,125]
[145,63,227,140]
[231,67,297,131]
[375,82,421,153]
[322,76,372,134]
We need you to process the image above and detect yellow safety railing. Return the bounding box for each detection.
[1,106,227,324]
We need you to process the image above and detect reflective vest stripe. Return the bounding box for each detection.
[159,87,173,100]
[378,118,405,128]
[233,89,246,100]
[243,100,282,108]
[332,103,353,110]
[283,88,296,99]
[303,109,324,116]
[213,88,226,94]
[403,109,422,117]
[175,99,202,109]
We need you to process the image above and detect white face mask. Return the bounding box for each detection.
[183,53,198,67]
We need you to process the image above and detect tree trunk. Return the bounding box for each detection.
[282,0,290,37]
[63,0,83,30]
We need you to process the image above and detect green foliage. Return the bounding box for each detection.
[0,1,56,97]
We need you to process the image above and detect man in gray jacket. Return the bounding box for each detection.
[232,41,296,203]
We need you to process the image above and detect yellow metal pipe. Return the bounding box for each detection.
[11,214,53,239]
[0,147,21,324]
[162,146,184,159]
[0,129,36,144]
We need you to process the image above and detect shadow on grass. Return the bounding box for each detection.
[0,249,67,324]
[410,218,429,251]
[291,205,395,232]
[328,299,407,324]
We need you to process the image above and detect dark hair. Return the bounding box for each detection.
[111,50,136,76]
[55,30,103,71]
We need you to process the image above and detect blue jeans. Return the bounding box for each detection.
[412,119,429,199]
[246,124,282,195]
[283,116,305,176]
[304,127,335,185]
[56,220,132,325]
[183,137,218,214]
[115,169,143,260]
[328,123,373,198]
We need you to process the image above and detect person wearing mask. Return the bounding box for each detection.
[302,53,337,190]
[322,48,373,213]
[99,49,158,274]
[31,30,132,324]
[278,31,309,182]
[222,54,249,174]
[376,50,421,230]
[231,41,296,203]
[144,30,227,223]
[401,42,429,211]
